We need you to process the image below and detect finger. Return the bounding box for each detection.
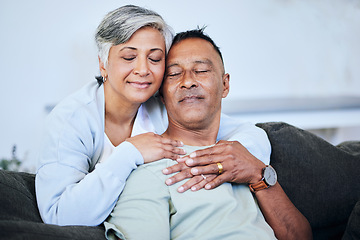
[177,175,204,193]
[189,163,224,175]
[204,173,229,190]
[164,168,193,186]
[189,175,217,192]
[161,144,186,156]
[162,162,188,175]
[159,136,184,147]
[177,156,193,163]
[159,148,186,161]
[188,143,230,160]
[185,153,223,167]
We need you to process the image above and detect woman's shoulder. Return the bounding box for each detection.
[44,81,105,138]
[48,82,103,121]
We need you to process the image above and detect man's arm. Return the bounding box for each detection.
[163,141,312,240]
[255,182,312,240]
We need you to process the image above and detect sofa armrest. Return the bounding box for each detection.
[0,169,106,239]
[0,170,41,222]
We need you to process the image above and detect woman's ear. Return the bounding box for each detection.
[98,56,107,77]
[221,73,230,98]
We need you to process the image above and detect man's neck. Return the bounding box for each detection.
[162,119,219,146]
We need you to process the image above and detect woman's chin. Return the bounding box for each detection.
[127,91,156,104]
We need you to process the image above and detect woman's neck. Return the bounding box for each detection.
[103,86,140,146]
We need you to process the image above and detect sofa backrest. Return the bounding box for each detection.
[257,122,360,240]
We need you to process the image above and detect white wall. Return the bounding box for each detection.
[1,0,359,171]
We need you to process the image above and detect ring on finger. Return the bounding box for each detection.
[217,162,223,174]
[201,174,207,180]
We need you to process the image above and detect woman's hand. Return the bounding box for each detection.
[162,140,265,192]
[126,132,185,163]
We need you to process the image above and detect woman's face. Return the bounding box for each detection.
[100,27,166,106]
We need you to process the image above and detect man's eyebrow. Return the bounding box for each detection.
[194,59,213,65]
[166,63,180,69]
[167,59,214,69]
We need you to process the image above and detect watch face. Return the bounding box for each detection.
[264,166,277,186]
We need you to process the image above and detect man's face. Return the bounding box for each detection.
[162,38,229,130]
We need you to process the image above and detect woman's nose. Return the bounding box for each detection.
[133,57,150,77]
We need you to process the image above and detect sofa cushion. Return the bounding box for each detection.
[0,170,41,222]
[342,200,360,240]
[256,122,360,239]
[0,220,106,240]
[0,169,107,239]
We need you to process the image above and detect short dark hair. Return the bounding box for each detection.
[172,27,224,64]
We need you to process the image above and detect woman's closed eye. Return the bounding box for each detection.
[122,56,136,61]
[149,57,162,63]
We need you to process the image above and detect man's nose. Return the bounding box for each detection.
[133,57,150,77]
[180,71,198,89]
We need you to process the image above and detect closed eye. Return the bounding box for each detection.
[195,70,209,74]
[122,57,136,61]
[167,72,181,78]
[149,58,162,63]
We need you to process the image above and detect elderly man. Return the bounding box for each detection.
[104,29,312,240]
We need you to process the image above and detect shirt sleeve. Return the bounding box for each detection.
[217,113,271,165]
[35,105,144,226]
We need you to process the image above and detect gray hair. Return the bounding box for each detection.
[95,5,174,68]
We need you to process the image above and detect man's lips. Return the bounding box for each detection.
[179,95,204,103]
[128,81,152,89]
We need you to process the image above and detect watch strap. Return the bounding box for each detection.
[249,179,268,193]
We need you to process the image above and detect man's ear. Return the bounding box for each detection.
[221,73,230,98]
[98,56,107,77]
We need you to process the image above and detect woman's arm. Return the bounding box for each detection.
[36,96,183,226]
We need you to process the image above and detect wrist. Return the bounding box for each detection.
[249,165,277,193]
[249,163,266,185]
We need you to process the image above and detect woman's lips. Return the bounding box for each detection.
[128,81,152,89]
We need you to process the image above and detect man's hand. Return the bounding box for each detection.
[162,140,266,192]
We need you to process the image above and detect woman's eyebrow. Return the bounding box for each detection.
[119,46,164,53]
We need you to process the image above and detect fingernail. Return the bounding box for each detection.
[178,186,184,193]
[186,159,193,165]
[180,141,184,146]
[191,186,197,191]
[166,179,172,185]
[191,168,198,175]
[205,184,211,190]
[162,168,169,174]
[189,152,196,158]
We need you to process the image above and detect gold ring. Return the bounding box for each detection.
[217,162,223,174]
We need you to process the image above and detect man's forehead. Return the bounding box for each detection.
[166,39,221,68]
[166,58,214,69]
